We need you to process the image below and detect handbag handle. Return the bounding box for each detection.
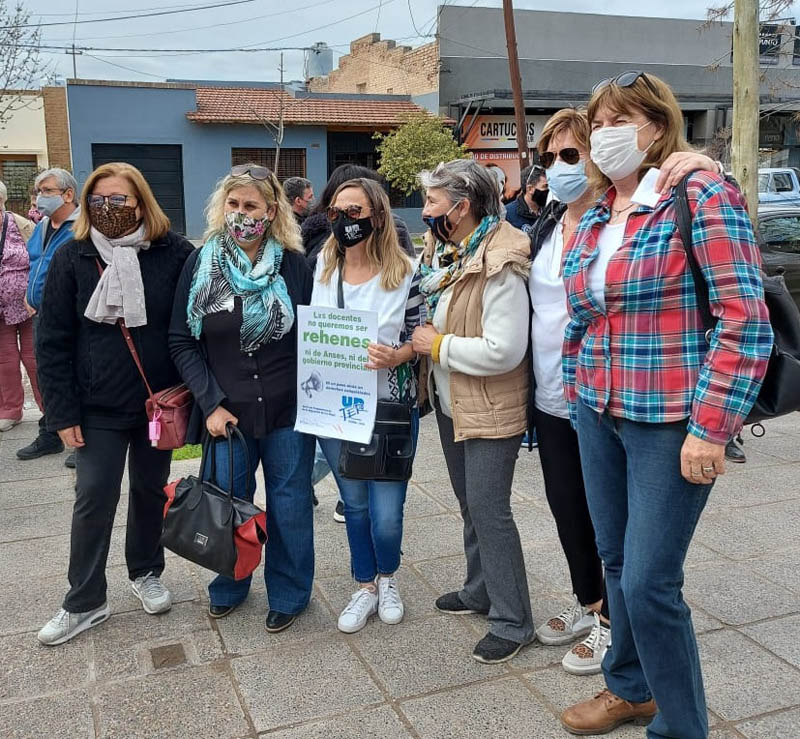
[203,422,251,501]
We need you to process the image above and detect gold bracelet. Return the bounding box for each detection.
[431,333,444,364]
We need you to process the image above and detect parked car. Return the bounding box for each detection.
[757,205,800,310]
[759,168,800,206]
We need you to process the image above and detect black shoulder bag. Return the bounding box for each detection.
[336,262,414,481]
[674,174,800,429]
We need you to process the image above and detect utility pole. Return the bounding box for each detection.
[274,52,285,174]
[732,0,759,223]
[502,0,529,173]
[66,44,82,78]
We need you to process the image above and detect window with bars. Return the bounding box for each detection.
[231,148,307,180]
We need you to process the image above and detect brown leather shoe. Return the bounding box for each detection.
[561,689,657,735]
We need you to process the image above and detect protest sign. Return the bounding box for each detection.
[294,305,378,444]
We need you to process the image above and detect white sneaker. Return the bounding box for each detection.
[131,572,173,614]
[377,575,404,625]
[37,604,110,645]
[0,418,21,432]
[337,587,378,633]
[535,594,594,645]
[562,611,611,675]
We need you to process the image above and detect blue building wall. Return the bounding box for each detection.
[68,83,328,238]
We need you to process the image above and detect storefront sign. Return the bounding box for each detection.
[294,305,378,444]
[463,114,551,151]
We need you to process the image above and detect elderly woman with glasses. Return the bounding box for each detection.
[559,73,771,737]
[412,159,534,665]
[169,164,315,634]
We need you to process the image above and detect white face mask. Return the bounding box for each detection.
[590,122,653,181]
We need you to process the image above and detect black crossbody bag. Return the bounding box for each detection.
[336,263,414,481]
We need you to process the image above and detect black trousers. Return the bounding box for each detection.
[63,424,172,612]
[30,314,60,442]
[533,407,609,619]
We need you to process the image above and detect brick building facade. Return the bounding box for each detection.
[41,86,72,170]
[309,33,438,97]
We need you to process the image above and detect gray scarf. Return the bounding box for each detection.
[84,224,151,327]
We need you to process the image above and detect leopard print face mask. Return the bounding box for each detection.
[89,202,140,239]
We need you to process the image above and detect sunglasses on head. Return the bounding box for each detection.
[231,164,273,180]
[539,149,581,169]
[591,70,658,96]
[327,205,366,222]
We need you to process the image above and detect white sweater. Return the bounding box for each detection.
[431,265,530,417]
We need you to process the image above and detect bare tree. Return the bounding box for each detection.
[0,0,49,129]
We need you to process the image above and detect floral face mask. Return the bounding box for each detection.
[225,211,270,243]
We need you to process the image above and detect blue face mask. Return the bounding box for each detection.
[545,159,588,204]
[36,193,65,217]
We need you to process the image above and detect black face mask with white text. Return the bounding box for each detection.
[332,215,374,248]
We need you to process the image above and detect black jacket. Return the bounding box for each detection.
[168,246,313,443]
[37,230,195,431]
[302,212,416,273]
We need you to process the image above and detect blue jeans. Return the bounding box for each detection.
[318,410,419,582]
[203,426,315,614]
[576,401,712,739]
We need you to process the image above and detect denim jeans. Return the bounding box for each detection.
[318,409,419,582]
[203,425,315,614]
[576,400,712,739]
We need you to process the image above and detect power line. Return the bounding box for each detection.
[83,53,165,79]
[3,0,256,29]
[35,1,228,17]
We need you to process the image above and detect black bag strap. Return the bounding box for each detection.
[204,423,250,501]
[337,259,345,309]
[674,174,717,339]
[0,212,9,266]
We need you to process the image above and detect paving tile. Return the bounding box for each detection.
[95,664,249,738]
[350,614,506,698]
[404,482,448,518]
[699,629,800,721]
[737,707,800,738]
[401,513,465,563]
[0,418,41,441]
[263,705,411,738]
[0,475,77,509]
[401,676,566,739]
[0,500,76,543]
[690,606,725,635]
[743,548,800,595]
[89,600,223,680]
[0,691,94,739]
[231,641,383,732]
[742,614,800,670]
[411,554,466,596]
[522,665,607,713]
[683,562,799,626]
[312,507,355,578]
[105,558,201,615]
[708,728,745,738]
[0,447,73,483]
[706,461,800,507]
[0,631,91,700]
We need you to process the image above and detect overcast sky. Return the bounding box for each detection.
[28,0,793,85]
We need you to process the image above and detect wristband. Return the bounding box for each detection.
[431,333,444,364]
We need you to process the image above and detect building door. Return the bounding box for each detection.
[0,156,39,216]
[91,144,186,234]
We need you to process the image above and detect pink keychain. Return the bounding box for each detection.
[149,409,162,447]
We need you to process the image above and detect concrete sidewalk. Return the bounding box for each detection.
[1,411,798,738]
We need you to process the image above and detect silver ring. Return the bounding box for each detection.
[702,466,714,472]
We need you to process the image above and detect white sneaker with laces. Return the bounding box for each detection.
[37,603,110,645]
[0,418,21,432]
[535,594,594,645]
[377,576,404,625]
[337,587,379,633]
[562,611,611,675]
[131,572,173,614]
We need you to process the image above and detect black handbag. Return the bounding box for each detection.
[335,262,415,481]
[674,175,800,428]
[161,425,267,580]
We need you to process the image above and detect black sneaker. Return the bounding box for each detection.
[64,451,77,469]
[16,434,64,460]
[472,632,523,664]
[725,439,746,464]
[265,610,296,633]
[435,591,488,615]
[333,500,345,523]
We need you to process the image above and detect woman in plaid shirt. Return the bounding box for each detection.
[559,73,772,738]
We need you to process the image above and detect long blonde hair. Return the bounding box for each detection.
[73,162,170,241]
[203,165,302,252]
[587,73,692,192]
[319,178,412,291]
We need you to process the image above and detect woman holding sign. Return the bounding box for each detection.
[169,164,314,634]
[412,159,534,665]
[312,177,424,634]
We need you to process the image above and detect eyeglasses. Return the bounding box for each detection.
[36,187,65,196]
[591,70,658,96]
[327,205,367,222]
[539,148,581,169]
[231,164,273,180]
[87,194,133,209]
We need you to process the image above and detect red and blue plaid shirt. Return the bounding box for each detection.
[562,171,772,444]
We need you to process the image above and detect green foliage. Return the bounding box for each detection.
[172,444,202,461]
[375,112,470,195]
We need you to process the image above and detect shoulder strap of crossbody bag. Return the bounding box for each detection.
[94,258,156,402]
[0,212,9,266]
[337,258,345,309]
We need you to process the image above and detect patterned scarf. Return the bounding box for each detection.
[187,231,294,352]
[419,215,499,316]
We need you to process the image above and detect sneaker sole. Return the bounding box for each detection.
[16,447,64,460]
[337,610,376,634]
[38,605,110,646]
[131,583,172,615]
[560,715,655,735]
[208,603,239,619]
[562,658,604,675]
[472,642,523,664]
[333,513,346,523]
[378,609,404,625]
[536,625,592,646]
[0,420,22,432]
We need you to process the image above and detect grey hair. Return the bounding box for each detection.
[418,159,502,220]
[34,168,79,195]
[283,176,312,202]
[0,181,6,205]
